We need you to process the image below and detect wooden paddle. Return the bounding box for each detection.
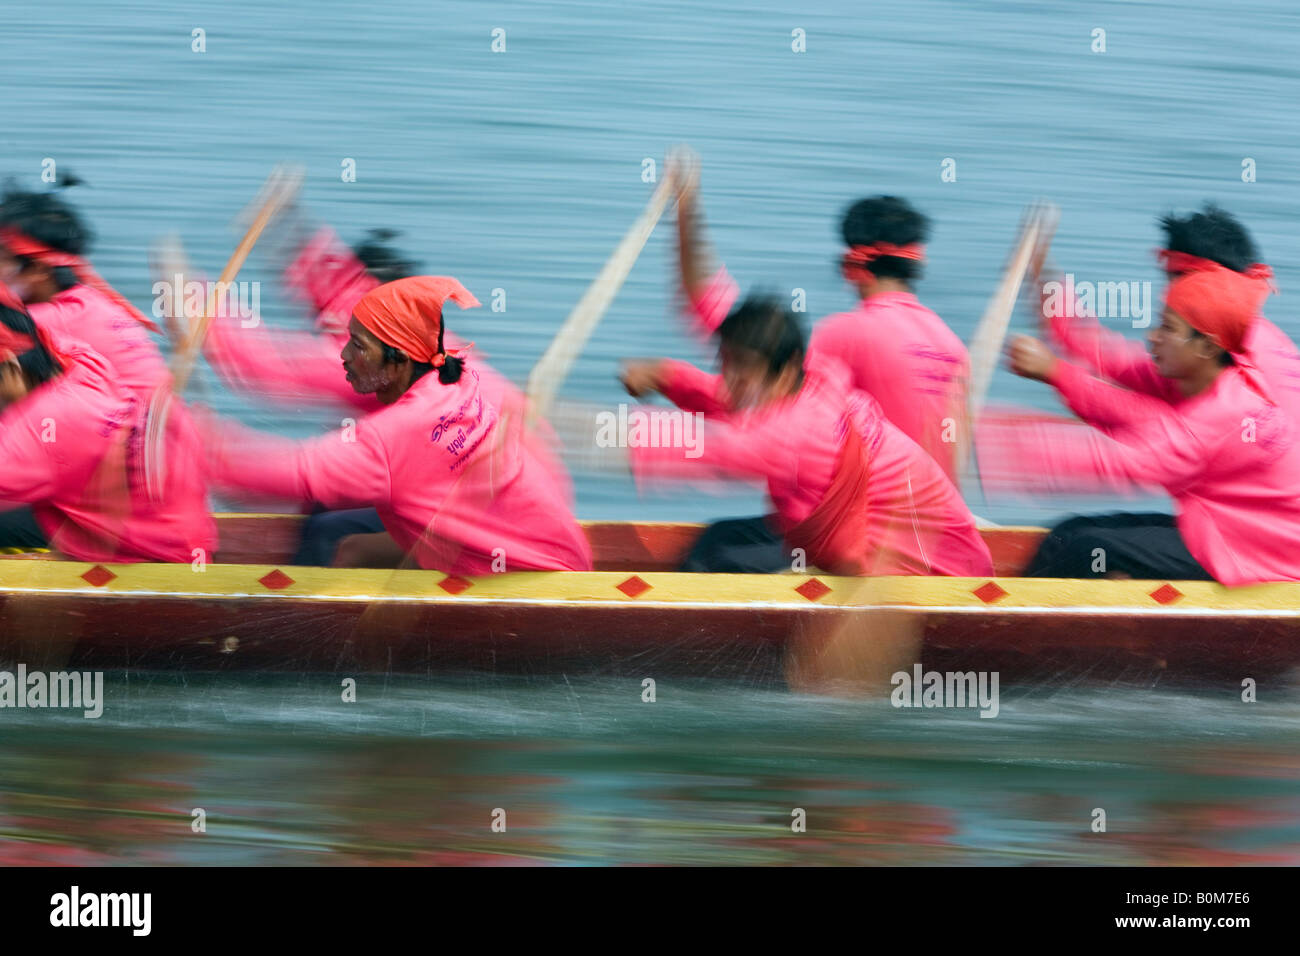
[966,204,1054,425]
[524,166,679,427]
[959,201,1057,494]
[142,167,302,501]
[172,165,303,392]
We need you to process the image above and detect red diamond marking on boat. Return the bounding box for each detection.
[1149,583,1182,605]
[81,565,116,588]
[795,578,832,602]
[438,575,473,595]
[616,575,652,598]
[973,581,1008,604]
[259,569,295,591]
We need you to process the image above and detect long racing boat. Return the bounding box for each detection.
[1,514,1297,687]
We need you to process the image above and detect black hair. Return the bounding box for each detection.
[1160,203,1260,273]
[1188,329,1236,367]
[352,229,419,284]
[839,195,930,282]
[0,304,62,386]
[0,172,91,292]
[716,293,806,379]
[378,317,464,386]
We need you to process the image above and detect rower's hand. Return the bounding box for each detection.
[1036,265,1066,336]
[620,360,665,398]
[1008,335,1059,382]
[667,145,701,210]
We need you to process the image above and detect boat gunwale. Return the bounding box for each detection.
[3,561,1300,615]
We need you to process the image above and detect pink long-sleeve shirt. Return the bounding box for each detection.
[688,268,969,484]
[631,360,992,576]
[1032,359,1300,585]
[201,310,573,505]
[1048,300,1300,421]
[29,284,171,401]
[974,405,1163,499]
[199,364,592,574]
[0,335,215,563]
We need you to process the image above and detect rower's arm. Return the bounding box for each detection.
[675,175,739,339]
[201,413,392,509]
[656,360,732,415]
[1044,285,1178,400]
[676,171,713,302]
[1004,418,1205,494]
[628,413,775,489]
[1042,365,1209,489]
[975,411,1162,496]
[1048,360,1175,433]
[204,316,378,413]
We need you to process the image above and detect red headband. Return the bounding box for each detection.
[1165,263,1270,356]
[0,225,160,333]
[1157,248,1275,287]
[843,242,926,267]
[352,275,480,366]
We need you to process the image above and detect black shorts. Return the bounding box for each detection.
[679,515,790,573]
[0,507,47,550]
[1024,512,1213,580]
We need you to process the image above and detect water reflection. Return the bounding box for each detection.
[1,675,1296,865]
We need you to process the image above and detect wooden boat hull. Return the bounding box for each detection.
[2,517,1298,685]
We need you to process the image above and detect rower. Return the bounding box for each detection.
[1041,202,1300,425]
[0,176,169,401]
[202,225,495,413]
[197,276,592,574]
[672,152,969,485]
[1009,261,1300,584]
[620,294,993,576]
[192,224,564,565]
[0,286,216,562]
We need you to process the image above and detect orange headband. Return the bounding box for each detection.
[352,276,480,365]
[0,226,160,332]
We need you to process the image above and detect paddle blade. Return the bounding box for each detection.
[785,604,924,697]
[525,168,678,426]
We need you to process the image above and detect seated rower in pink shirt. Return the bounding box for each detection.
[0,287,216,562]
[202,226,517,415]
[195,225,561,565]
[620,294,992,576]
[198,276,591,574]
[673,160,969,485]
[0,177,175,545]
[984,203,1300,503]
[1007,262,1300,585]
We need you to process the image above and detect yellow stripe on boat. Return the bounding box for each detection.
[2,559,1300,614]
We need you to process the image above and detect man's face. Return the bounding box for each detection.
[721,346,788,412]
[0,249,48,303]
[1148,307,1215,378]
[340,316,399,394]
